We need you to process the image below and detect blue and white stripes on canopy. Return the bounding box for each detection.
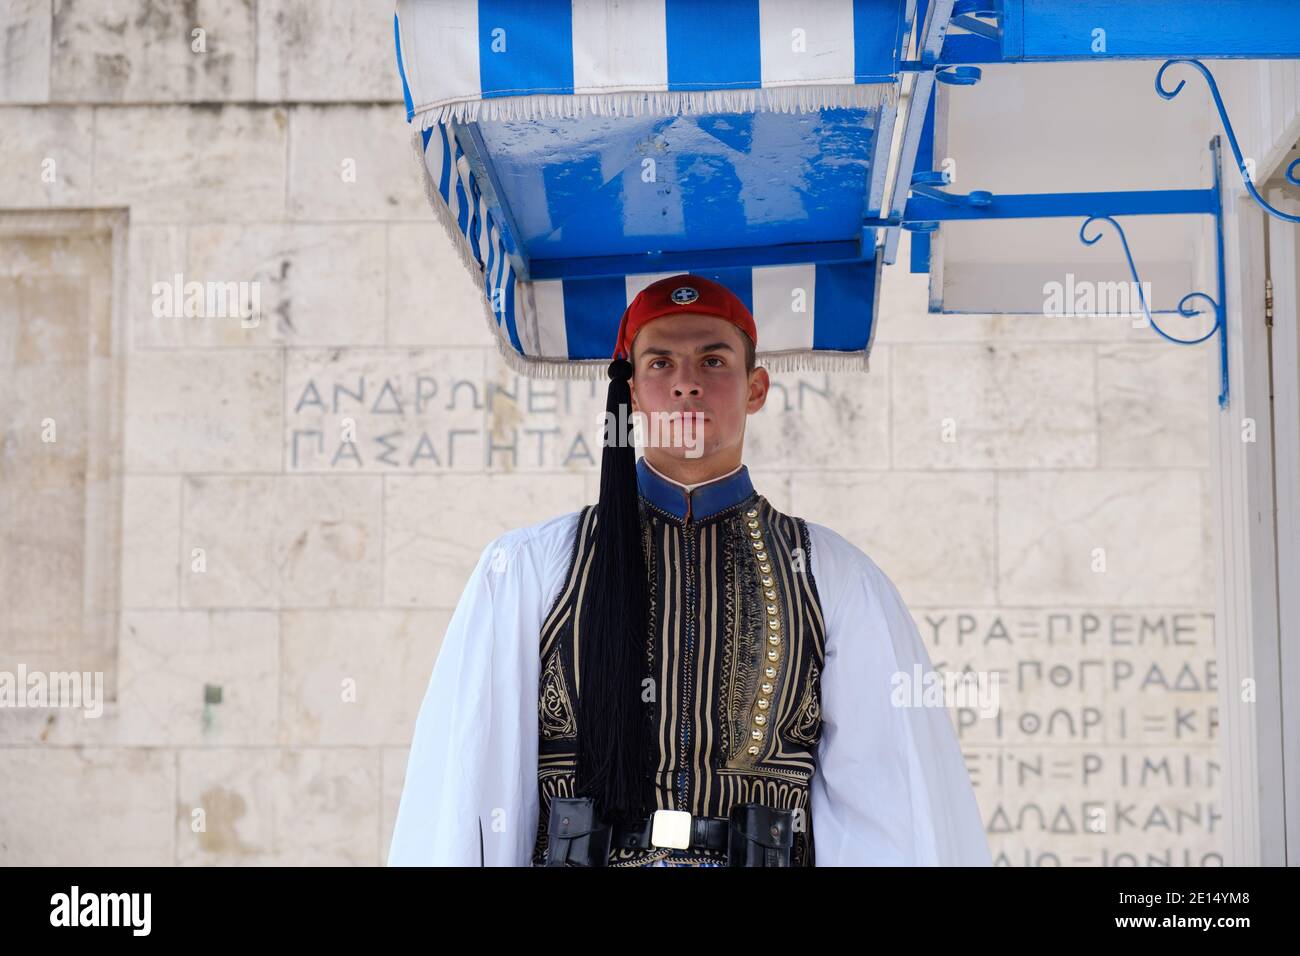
[394,0,914,379]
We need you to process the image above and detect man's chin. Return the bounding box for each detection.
[650,442,713,461]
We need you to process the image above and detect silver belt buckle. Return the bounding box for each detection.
[650,809,693,850]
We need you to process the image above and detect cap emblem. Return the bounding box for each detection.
[670,286,700,305]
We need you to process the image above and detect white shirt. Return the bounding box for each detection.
[387,509,992,866]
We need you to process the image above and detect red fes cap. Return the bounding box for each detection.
[613,274,757,360]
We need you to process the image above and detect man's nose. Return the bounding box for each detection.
[671,368,703,395]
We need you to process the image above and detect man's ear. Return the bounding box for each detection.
[746,367,770,414]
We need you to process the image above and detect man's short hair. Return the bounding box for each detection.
[631,327,756,373]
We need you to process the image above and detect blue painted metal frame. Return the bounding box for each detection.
[909,80,938,273]
[526,240,868,281]
[862,92,907,260]
[943,1,1300,63]
[882,0,956,265]
[885,4,1300,263]
[869,0,918,233]
[869,138,1232,407]
[865,187,1217,224]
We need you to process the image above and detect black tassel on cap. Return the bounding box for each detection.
[574,354,652,826]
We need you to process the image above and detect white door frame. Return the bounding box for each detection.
[1211,60,1300,866]
[1266,185,1300,864]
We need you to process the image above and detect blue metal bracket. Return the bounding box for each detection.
[936,65,982,85]
[905,169,990,233]
[868,137,1232,408]
[1076,133,1227,403]
[900,59,982,85]
[909,170,992,206]
[1156,58,1300,225]
[890,52,1252,408]
[1077,134,1229,408]
[863,186,1217,227]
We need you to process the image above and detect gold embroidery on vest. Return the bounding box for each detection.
[786,659,821,746]
[725,503,787,770]
[539,651,576,740]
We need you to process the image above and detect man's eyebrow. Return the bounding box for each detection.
[641,341,736,356]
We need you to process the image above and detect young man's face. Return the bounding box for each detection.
[628,312,769,464]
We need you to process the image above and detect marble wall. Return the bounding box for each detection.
[0,0,1218,865]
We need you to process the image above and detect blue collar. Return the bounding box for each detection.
[636,457,756,523]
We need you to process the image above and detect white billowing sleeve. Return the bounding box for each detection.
[387,511,581,866]
[806,522,992,866]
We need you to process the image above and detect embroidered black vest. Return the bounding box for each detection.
[532,460,828,866]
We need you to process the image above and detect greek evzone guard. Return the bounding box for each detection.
[389,274,992,867]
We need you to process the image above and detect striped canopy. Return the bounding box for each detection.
[393,0,913,378]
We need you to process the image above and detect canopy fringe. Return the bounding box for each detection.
[758,349,872,373]
[412,82,897,130]
[488,343,874,379]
